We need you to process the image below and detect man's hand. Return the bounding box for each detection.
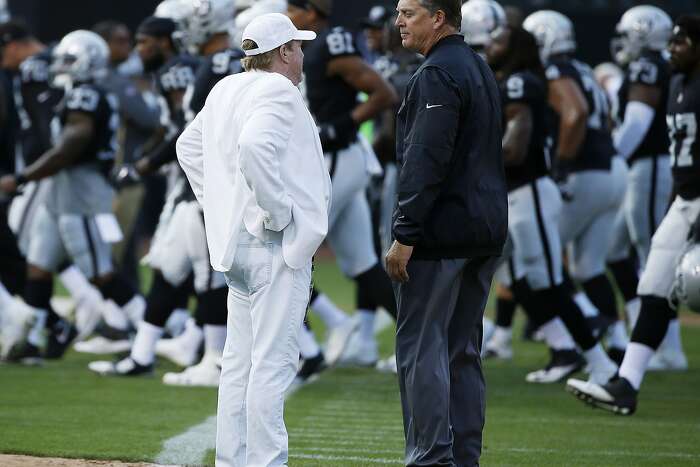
[0,174,18,194]
[385,240,414,283]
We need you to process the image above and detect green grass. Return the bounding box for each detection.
[2,258,700,466]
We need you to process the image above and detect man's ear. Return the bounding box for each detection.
[433,10,446,30]
[279,42,292,64]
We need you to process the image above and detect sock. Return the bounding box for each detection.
[99,274,139,308]
[130,321,163,366]
[659,319,683,354]
[27,309,48,347]
[583,343,613,368]
[354,263,397,318]
[357,309,375,340]
[607,258,639,302]
[606,320,629,350]
[629,296,674,350]
[204,324,226,355]
[539,318,576,350]
[619,342,654,390]
[582,275,618,319]
[490,326,512,346]
[299,323,321,359]
[122,295,146,326]
[573,292,599,318]
[194,287,228,327]
[101,300,130,331]
[0,281,12,307]
[179,318,204,348]
[310,292,348,329]
[625,297,641,330]
[59,265,98,304]
[510,279,557,327]
[165,308,191,337]
[495,297,516,328]
[24,278,61,328]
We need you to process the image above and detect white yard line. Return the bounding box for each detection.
[290,453,403,464]
[154,414,217,466]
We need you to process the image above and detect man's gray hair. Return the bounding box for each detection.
[418,0,462,29]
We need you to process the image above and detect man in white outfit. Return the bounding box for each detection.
[176,13,331,467]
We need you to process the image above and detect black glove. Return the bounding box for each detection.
[318,113,356,151]
[111,164,141,189]
[552,159,573,202]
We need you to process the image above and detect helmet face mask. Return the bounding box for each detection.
[612,5,672,66]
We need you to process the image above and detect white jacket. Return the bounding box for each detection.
[176,70,331,271]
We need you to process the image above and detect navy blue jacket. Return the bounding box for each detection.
[393,35,507,259]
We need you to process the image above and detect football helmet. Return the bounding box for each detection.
[51,30,109,88]
[523,10,576,63]
[0,0,10,23]
[233,0,286,49]
[461,0,506,49]
[174,0,237,55]
[611,5,672,66]
[673,244,700,313]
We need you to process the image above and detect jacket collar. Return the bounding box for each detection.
[425,34,464,58]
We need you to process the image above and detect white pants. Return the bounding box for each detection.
[607,155,672,266]
[638,195,700,299]
[325,142,378,278]
[8,179,51,255]
[559,157,627,281]
[216,229,311,467]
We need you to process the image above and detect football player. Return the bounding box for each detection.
[461,0,506,59]
[606,6,685,371]
[287,0,399,367]
[525,11,628,350]
[566,15,700,415]
[486,25,618,384]
[0,30,145,362]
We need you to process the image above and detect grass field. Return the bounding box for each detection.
[1,258,700,466]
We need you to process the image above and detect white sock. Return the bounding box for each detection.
[491,326,512,345]
[540,318,576,350]
[357,309,376,340]
[619,342,654,390]
[583,343,612,367]
[59,266,99,304]
[0,281,12,307]
[298,325,321,359]
[606,320,629,349]
[204,324,226,355]
[179,318,204,348]
[310,293,348,329]
[27,309,48,347]
[625,297,641,330]
[165,308,191,337]
[659,319,683,354]
[573,292,599,318]
[122,295,146,325]
[130,321,163,366]
[101,300,130,331]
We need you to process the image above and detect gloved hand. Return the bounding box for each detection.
[111,164,141,189]
[552,160,573,202]
[318,113,356,150]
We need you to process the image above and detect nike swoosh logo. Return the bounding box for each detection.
[426,104,443,109]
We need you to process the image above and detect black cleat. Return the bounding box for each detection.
[45,319,78,359]
[525,349,585,384]
[88,356,154,376]
[566,376,638,415]
[297,353,327,382]
[7,342,44,366]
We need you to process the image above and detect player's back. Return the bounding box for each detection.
[546,56,616,171]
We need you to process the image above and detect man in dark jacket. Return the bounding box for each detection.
[387,1,507,465]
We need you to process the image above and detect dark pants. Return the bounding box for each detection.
[394,256,498,467]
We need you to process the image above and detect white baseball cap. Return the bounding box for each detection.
[241,13,316,56]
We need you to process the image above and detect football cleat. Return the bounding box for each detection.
[45,319,78,359]
[324,316,360,366]
[526,349,584,384]
[155,320,203,367]
[162,354,221,387]
[337,329,379,367]
[566,376,637,415]
[0,300,36,360]
[287,353,327,395]
[6,342,44,366]
[88,357,153,376]
[74,335,132,355]
[375,354,397,374]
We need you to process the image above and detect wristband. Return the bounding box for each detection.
[15,173,28,186]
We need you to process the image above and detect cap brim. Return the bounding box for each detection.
[294,30,317,41]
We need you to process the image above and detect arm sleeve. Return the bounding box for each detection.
[613,100,655,159]
[237,83,296,232]
[393,67,462,246]
[176,112,204,204]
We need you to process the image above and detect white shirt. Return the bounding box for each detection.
[177,70,331,271]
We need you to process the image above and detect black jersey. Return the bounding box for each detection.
[56,83,119,174]
[187,47,244,116]
[499,71,551,191]
[16,48,63,165]
[304,26,361,149]
[667,73,700,200]
[617,51,671,162]
[545,57,616,172]
[157,54,199,127]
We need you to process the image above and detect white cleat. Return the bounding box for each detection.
[482,318,496,351]
[647,351,688,372]
[155,322,202,367]
[525,349,584,384]
[375,354,397,374]
[0,300,36,360]
[324,316,360,366]
[74,335,132,355]
[337,329,379,367]
[162,355,221,387]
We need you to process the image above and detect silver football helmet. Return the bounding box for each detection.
[174,0,237,55]
[523,10,576,63]
[51,30,109,89]
[673,244,700,313]
[611,5,672,66]
[461,0,506,50]
[0,0,10,23]
[233,0,286,49]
